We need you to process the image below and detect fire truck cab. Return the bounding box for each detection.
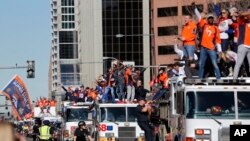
[96,103,144,141]
[62,101,94,141]
[163,77,250,141]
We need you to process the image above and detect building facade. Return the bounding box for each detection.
[49,0,150,105]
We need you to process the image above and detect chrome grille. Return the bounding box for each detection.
[219,127,230,141]
[118,127,136,141]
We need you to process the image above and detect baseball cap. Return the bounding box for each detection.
[207,14,215,19]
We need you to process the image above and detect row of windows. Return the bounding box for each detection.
[59,31,78,43]
[157,5,203,17]
[103,45,143,53]
[158,26,178,36]
[102,0,144,66]
[61,0,74,6]
[62,7,75,14]
[103,36,143,44]
[103,10,143,19]
[62,22,75,29]
[62,15,75,22]
[59,44,78,59]
[158,45,175,55]
[103,1,142,11]
[60,64,80,73]
[103,52,143,63]
[103,19,143,27]
[61,73,81,86]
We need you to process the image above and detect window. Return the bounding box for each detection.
[61,0,74,6]
[158,45,175,55]
[158,26,178,36]
[182,5,203,15]
[62,7,75,14]
[59,44,78,59]
[157,7,178,17]
[62,15,75,21]
[62,22,75,29]
[186,91,235,119]
[59,31,78,43]
[60,64,74,73]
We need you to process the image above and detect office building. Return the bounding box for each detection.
[49,0,150,105]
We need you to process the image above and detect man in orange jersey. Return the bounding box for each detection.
[194,3,222,79]
[233,11,250,79]
[178,14,197,60]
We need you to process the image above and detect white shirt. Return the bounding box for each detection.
[218,19,233,39]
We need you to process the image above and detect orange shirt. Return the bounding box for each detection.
[50,100,56,107]
[199,19,221,50]
[38,101,43,107]
[181,21,197,46]
[237,23,250,46]
[159,73,168,88]
[125,68,132,85]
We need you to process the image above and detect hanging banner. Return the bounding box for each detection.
[0,75,32,120]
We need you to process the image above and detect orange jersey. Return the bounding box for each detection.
[199,19,221,50]
[125,68,132,85]
[181,21,197,46]
[237,23,250,46]
[50,100,56,107]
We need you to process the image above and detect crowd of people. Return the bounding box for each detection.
[173,1,250,80]
[62,61,154,104]
[61,1,250,105]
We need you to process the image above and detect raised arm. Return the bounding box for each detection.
[192,2,202,22]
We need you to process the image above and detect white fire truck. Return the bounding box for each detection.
[96,103,144,141]
[62,102,94,141]
[157,77,250,141]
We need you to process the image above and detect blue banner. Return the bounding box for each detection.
[0,75,32,120]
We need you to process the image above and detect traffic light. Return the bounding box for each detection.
[27,60,35,78]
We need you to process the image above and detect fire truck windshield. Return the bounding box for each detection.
[100,107,126,122]
[186,91,235,119]
[66,108,89,122]
[237,92,250,119]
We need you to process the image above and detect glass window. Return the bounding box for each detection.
[59,44,78,59]
[102,0,143,66]
[100,107,126,122]
[60,64,74,73]
[127,107,137,122]
[62,22,75,29]
[158,26,178,36]
[59,31,78,43]
[61,73,80,85]
[62,7,75,13]
[238,92,250,119]
[66,108,89,122]
[158,7,178,17]
[62,15,75,21]
[158,45,175,55]
[186,91,235,119]
[61,0,74,6]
